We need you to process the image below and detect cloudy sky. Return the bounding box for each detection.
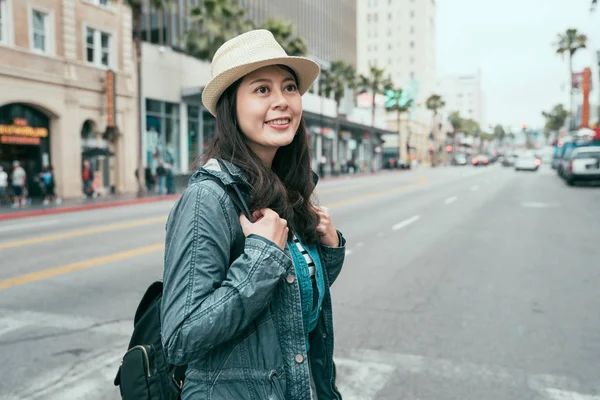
[437,0,600,130]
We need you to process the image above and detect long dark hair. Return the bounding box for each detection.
[203,66,321,245]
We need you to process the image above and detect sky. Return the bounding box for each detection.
[436,0,600,131]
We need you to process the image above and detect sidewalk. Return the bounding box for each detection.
[0,168,411,222]
[0,192,179,222]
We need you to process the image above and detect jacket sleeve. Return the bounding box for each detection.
[320,230,346,286]
[160,183,290,365]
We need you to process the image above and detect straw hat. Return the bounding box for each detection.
[201,29,321,116]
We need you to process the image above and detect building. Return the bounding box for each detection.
[437,71,485,128]
[137,0,391,177]
[0,0,138,199]
[357,0,438,164]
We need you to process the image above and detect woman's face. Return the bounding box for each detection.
[236,65,302,164]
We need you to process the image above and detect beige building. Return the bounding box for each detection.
[0,0,138,199]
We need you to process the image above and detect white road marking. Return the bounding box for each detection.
[337,348,600,400]
[345,250,353,256]
[392,215,420,231]
[471,185,479,191]
[444,196,458,204]
[522,202,560,208]
[335,357,395,400]
[0,220,59,233]
[543,388,600,400]
[0,318,30,337]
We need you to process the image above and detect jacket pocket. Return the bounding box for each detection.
[269,370,286,400]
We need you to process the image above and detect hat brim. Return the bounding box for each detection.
[202,56,321,116]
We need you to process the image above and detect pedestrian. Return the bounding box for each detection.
[0,166,8,205]
[155,160,167,194]
[160,30,346,400]
[82,160,94,198]
[11,161,26,208]
[165,163,175,194]
[42,166,60,205]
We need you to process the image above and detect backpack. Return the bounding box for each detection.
[114,168,251,399]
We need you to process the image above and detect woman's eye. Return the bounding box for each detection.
[285,84,298,92]
[255,86,268,94]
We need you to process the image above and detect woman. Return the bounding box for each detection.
[161,30,346,400]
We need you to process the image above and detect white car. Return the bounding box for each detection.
[562,146,600,186]
[515,154,540,171]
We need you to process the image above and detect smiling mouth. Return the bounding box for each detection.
[265,118,291,126]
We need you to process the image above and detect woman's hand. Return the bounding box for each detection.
[240,208,289,250]
[316,206,339,247]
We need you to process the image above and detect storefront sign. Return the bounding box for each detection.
[0,118,48,139]
[106,69,116,127]
[1,136,40,145]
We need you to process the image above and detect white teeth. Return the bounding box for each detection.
[266,118,290,125]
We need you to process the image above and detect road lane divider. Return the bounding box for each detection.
[324,177,428,209]
[392,215,421,231]
[0,243,165,290]
[444,196,458,204]
[0,216,167,249]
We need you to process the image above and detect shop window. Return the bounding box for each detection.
[188,105,201,171]
[145,99,180,173]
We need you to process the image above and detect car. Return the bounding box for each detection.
[472,154,489,166]
[452,154,468,166]
[515,154,540,171]
[562,146,600,186]
[502,154,518,167]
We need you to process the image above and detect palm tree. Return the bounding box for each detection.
[186,0,252,61]
[125,0,175,195]
[385,88,413,161]
[447,111,462,138]
[555,28,587,125]
[542,104,569,140]
[261,18,308,56]
[425,94,445,166]
[357,66,393,127]
[493,124,506,144]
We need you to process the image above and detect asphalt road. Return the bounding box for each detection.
[1,164,599,400]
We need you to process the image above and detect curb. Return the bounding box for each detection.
[0,195,180,222]
[0,169,413,222]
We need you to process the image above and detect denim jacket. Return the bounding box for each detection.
[160,159,346,400]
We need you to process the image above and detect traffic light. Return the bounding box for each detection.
[522,124,527,130]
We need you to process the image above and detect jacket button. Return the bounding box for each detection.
[322,332,327,339]
[286,274,295,284]
[295,354,304,364]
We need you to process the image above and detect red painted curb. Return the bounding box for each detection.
[0,194,180,222]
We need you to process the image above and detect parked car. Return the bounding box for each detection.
[452,154,468,166]
[502,154,518,167]
[515,153,540,171]
[562,146,600,186]
[472,154,489,166]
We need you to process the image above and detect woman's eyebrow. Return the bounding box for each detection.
[248,77,296,85]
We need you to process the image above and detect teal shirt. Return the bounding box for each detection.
[287,234,325,351]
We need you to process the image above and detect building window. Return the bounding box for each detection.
[367,44,371,52]
[410,26,415,34]
[84,0,112,7]
[387,28,392,36]
[373,44,377,51]
[410,71,415,79]
[86,27,112,67]
[410,57,414,64]
[0,0,8,44]
[388,43,392,50]
[410,41,415,48]
[388,12,392,21]
[374,13,378,22]
[367,14,371,23]
[31,10,49,53]
[410,10,415,18]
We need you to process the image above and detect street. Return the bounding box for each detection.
[0,165,599,400]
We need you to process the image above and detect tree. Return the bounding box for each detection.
[357,66,393,127]
[125,0,175,195]
[185,0,253,61]
[447,111,462,138]
[462,119,481,136]
[493,124,506,144]
[425,94,445,165]
[555,28,587,124]
[319,60,356,170]
[261,18,308,56]
[592,0,597,11]
[385,88,413,159]
[542,104,569,139]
